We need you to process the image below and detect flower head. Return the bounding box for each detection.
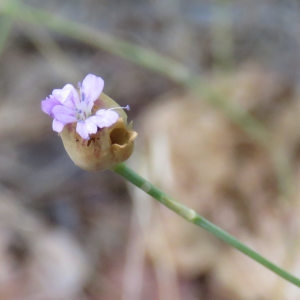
[41,74,119,140]
[41,74,137,170]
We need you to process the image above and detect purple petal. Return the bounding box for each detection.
[76,121,90,140]
[85,118,98,133]
[41,96,60,116]
[52,119,65,132]
[52,84,79,108]
[91,109,119,128]
[52,105,77,123]
[81,74,104,104]
[75,119,97,140]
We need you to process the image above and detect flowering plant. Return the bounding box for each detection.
[41,74,300,288]
[41,74,119,140]
[41,74,137,170]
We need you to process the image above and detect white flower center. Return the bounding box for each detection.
[76,89,92,120]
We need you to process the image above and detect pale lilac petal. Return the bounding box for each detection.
[84,118,98,134]
[41,96,60,115]
[76,121,90,140]
[76,119,98,139]
[52,105,77,123]
[92,109,119,128]
[81,74,104,104]
[52,119,65,132]
[52,84,79,107]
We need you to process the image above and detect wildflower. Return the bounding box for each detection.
[41,74,119,140]
[41,74,137,170]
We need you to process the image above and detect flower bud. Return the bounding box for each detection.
[60,93,137,170]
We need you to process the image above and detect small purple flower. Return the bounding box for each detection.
[41,74,119,140]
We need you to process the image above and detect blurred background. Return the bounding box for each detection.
[1,0,300,299]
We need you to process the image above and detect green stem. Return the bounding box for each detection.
[113,162,300,287]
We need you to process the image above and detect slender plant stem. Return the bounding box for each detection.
[113,162,300,288]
